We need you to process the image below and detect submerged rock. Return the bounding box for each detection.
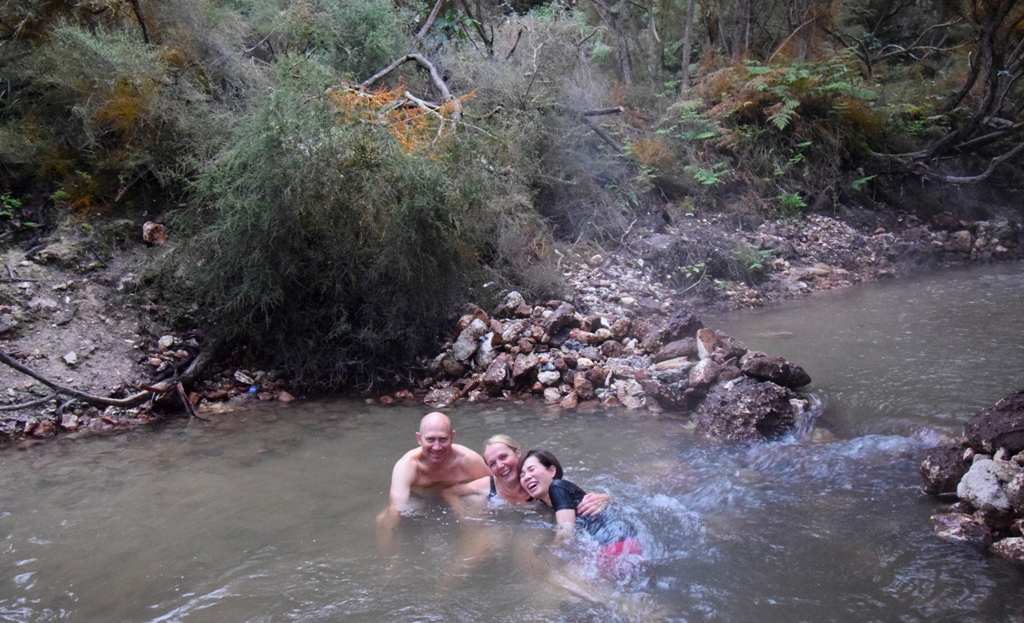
[931,513,992,546]
[696,377,797,441]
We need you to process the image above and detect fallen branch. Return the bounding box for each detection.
[360,54,462,125]
[583,107,624,117]
[0,345,215,410]
[0,350,152,407]
[581,117,624,153]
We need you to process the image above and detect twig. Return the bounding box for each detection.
[0,393,57,412]
[176,381,208,421]
[505,28,524,61]
[246,29,277,53]
[620,219,637,245]
[5,263,14,279]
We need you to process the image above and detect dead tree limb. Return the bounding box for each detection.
[581,117,624,153]
[583,107,624,117]
[360,54,462,124]
[0,346,215,410]
[412,0,446,48]
[129,0,151,44]
[920,140,1024,184]
[0,350,151,407]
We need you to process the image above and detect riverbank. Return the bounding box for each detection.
[0,208,1021,445]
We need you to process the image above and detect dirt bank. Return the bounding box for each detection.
[1,209,1021,445]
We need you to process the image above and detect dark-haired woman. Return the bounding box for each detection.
[519,449,642,572]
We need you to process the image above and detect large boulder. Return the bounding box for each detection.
[740,355,812,389]
[920,445,970,495]
[696,377,798,441]
[964,389,1024,455]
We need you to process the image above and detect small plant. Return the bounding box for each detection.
[685,162,730,185]
[0,193,21,218]
[778,191,806,215]
[0,193,38,231]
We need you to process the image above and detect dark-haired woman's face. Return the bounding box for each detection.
[519,455,557,499]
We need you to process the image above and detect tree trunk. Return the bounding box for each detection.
[681,0,695,88]
[590,0,634,84]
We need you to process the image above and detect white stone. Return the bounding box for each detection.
[958,459,1011,511]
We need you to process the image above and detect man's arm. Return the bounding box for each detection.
[377,454,417,533]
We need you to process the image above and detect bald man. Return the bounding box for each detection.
[377,412,489,531]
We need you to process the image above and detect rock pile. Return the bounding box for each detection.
[921,388,1024,561]
[419,291,813,441]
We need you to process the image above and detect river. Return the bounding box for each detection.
[2,262,1023,622]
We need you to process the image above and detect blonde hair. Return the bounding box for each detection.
[484,434,521,454]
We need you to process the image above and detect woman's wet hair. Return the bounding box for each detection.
[519,449,563,480]
[484,434,521,454]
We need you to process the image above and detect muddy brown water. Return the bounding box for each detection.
[2,261,1024,622]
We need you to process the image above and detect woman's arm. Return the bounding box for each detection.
[554,508,577,542]
[442,476,490,517]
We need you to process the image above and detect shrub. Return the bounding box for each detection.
[162,61,557,384]
[0,20,228,211]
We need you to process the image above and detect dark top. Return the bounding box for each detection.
[489,476,497,500]
[547,479,636,546]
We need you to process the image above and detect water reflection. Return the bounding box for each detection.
[1,262,1024,622]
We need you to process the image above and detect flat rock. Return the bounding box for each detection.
[653,338,697,362]
[740,355,812,388]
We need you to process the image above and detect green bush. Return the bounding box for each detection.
[163,61,556,384]
[0,21,225,210]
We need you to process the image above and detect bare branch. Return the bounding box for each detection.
[923,141,1024,184]
[412,0,446,48]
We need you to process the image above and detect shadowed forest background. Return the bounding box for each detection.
[2,0,1023,387]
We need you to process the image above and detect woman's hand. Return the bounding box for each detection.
[577,492,610,516]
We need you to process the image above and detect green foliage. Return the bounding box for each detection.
[162,63,555,384]
[777,191,807,216]
[238,0,410,79]
[684,162,729,185]
[0,20,226,211]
